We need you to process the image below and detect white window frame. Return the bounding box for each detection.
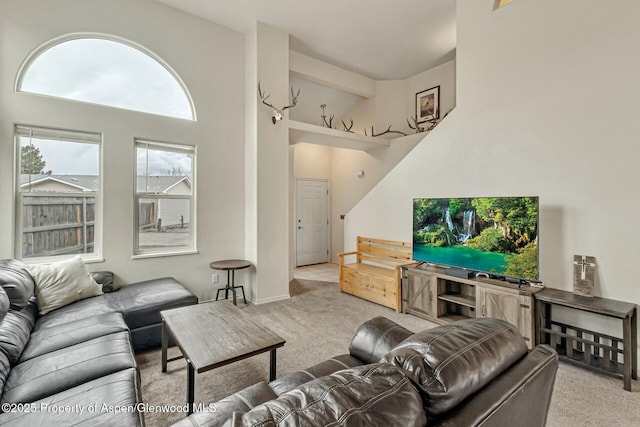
[15,33,196,121]
[133,139,197,258]
[15,125,103,263]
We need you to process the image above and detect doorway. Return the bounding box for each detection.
[295,178,330,267]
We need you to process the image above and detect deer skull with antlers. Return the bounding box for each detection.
[258,82,300,124]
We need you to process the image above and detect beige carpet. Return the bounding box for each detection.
[137,279,639,427]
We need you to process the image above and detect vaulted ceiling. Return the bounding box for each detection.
[156,0,457,81]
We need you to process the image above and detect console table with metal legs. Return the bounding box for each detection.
[535,288,637,391]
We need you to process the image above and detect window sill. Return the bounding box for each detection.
[131,249,198,260]
[21,255,104,265]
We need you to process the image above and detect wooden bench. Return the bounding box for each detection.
[338,236,412,312]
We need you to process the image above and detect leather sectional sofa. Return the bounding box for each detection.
[174,316,559,427]
[0,259,197,426]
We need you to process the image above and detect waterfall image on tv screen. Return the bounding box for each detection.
[412,197,539,281]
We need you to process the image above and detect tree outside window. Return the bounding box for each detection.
[16,125,101,260]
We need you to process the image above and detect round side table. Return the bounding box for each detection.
[210,259,252,305]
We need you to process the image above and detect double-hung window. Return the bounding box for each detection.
[134,139,196,257]
[16,125,101,261]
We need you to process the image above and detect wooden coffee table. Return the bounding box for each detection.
[161,300,285,414]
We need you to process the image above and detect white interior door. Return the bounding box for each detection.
[296,179,329,267]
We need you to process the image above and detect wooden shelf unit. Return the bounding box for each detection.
[438,293,476,308]
[535,288,637,391]
[288,120,426,152]
[402,263,542,348]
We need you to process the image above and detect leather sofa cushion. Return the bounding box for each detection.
[0,301,38,365]
[34,277,195,332]
[229,363,427,427]
[106,277,197,329]
[0,287,9,323]
[33,295,117,331]
[0,259,35,309]
[382,317,528,416]
[19,312,128,363]
[2,331,136,404]
[0,352,9,396]
[130,324,166,353]
[0,368,143,426]
[0,302,37,398]
[348,316,413,364]
[269,353,363,396]
[31,276,196,354]
[172,382,278,427]
[429,345,559,427]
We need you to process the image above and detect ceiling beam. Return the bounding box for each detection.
[289,51,376,98]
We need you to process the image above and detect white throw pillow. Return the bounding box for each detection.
[26,256,103,315]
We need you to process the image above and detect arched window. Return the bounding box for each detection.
[17,35,195,120]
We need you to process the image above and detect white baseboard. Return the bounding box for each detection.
[252,293,291,305]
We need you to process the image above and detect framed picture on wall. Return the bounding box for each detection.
[415,85,440,123]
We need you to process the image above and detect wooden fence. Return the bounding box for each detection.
[139,200,156,227]
[21,195,95,258]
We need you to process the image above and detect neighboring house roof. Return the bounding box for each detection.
[20,174,98,192]
[20,174,191,194]
[137,176,191,194]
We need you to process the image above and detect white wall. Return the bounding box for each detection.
[343,59,456,136]
[345,0,640,365]
[0,0,246,301]
[329,134,425,262]
[244,22,291,304]
[407,60,457,124]
[290,51,376,98]
[293,133,425,263]
[292,143,332,179]
[288,76,362,128]
[293,59,456,262]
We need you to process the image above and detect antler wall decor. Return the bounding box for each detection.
[364,125,407,137]
[322,114,335,129]
[408,114,438,132]
[320,104,336,128]
[320,104,327,127]
[258,82,300,124]
[407,115,426,133]
[341,119,354,133]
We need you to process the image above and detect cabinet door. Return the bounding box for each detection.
[477,286,534,348]
[405,272,438,318]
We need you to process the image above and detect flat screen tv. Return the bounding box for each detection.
[412,196,539,282]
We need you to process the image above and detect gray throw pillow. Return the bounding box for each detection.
[90,271,120,293]
[26,256,103,315]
